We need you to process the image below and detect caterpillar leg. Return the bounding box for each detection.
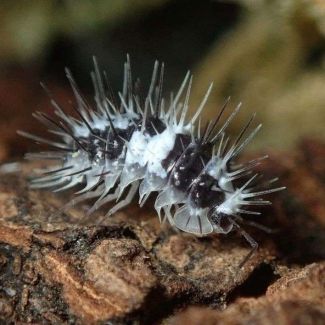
[162,205,176,226]
[231,214,279,234]
[229,217,258,269]
[52,186,104,218]
[164,206,181,232]
[106,181,140,216]
[87,187,120,215]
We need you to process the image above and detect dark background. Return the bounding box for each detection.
[0,0,324,160]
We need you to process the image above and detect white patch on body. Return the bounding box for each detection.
[216,189,243,215]
[145,128,176,178]
[112,115,132,129]
[125,127,176,179]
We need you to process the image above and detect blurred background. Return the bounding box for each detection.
[0,0,324,162]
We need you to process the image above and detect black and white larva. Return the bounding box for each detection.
[19,57,285,267]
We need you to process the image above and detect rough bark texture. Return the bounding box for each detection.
[0,139,324,324]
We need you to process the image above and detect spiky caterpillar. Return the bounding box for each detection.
[19,57,285,267]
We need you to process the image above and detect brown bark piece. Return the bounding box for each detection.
[0,139,324,324]
[168,262,325,325]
